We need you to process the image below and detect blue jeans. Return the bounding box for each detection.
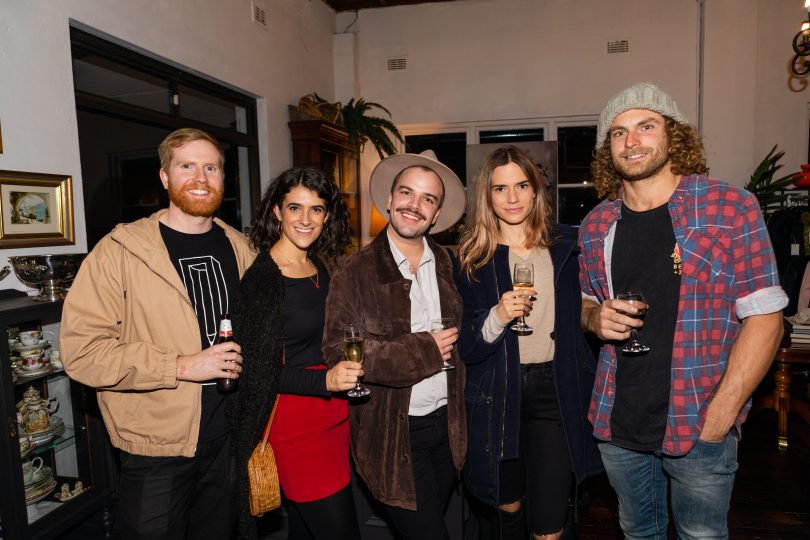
[598,433,738,540]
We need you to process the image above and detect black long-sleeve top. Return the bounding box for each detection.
[279,265,330,396]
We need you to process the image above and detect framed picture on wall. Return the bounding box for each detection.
[0,170,75,248]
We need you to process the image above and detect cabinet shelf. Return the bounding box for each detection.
[29,426,85,457]
[13,368,65,387]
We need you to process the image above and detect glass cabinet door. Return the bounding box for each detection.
[0,296,113,540]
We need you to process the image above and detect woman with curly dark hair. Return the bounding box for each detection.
[230,167,361,539]
[591,117,708,200]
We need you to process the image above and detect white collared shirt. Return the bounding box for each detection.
[387,230,448,416]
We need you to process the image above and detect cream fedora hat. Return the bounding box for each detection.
[369,149,466,234]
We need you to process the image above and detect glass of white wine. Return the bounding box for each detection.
[343,324,370,397]
[616,291,650,353]
[429,317,456,371]
[511,263,534,334]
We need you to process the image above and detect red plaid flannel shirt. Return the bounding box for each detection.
[578,175,787,455]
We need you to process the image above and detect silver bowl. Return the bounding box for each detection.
[9,254,87,302]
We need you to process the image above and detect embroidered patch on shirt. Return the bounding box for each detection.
[671,243,682,275]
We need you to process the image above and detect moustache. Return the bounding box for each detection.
[395,207,426,221]
[619,147,654,159]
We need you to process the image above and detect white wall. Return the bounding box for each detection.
[754,0,810,173]
[702,0,760,185]
[355,0,699,123]
[0,0,335,291]
[340,0,810,243]
[345,0,701,242]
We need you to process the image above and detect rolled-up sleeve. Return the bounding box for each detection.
[732,193,788,318]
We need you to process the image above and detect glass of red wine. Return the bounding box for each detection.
[616,291,649,353]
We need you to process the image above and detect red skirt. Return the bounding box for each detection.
[269,368,350,502]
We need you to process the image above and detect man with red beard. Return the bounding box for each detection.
[61,128,255,539]
[323,150,467,540]
[578,83,786,538]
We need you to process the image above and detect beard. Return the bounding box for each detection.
[612,140,670,182]
[167,180,224,217]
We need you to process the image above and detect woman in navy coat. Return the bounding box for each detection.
[454,146,602,539]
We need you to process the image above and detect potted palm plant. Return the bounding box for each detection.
[339,97,404,159]
[292,94,404,158]
[745,145,800,216]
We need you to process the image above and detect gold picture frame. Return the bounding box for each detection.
[0,170,74,248]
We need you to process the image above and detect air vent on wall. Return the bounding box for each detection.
[387,57,407,71]
[252,1,268,28]
[607,40,629,54]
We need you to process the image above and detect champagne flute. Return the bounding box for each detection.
[343,324,370,397]
[429,317,456,371]
[511,263,534,334]
[616,291,650,353]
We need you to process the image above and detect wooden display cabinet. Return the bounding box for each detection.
[288,120,361,251]
[0,292,114,539]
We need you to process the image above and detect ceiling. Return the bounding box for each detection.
[323,0,457,12]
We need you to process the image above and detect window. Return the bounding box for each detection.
[402,120,599,232]
[70,27,260,248]
[557,126,599,224]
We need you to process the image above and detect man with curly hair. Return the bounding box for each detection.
[578,82,787,538]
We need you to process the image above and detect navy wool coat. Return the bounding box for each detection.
[453,224,603,505]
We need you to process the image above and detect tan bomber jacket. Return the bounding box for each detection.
[60,210,255,457]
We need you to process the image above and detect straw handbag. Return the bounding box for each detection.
[248,394,281,516]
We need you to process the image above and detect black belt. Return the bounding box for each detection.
[520,362,554,374]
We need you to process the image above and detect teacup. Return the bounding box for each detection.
[19,331,42,347]
[20,352,47,371]
[19,434,32,454]
[22,457,43,485]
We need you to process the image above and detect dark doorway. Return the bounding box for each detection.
[70,27,260,249]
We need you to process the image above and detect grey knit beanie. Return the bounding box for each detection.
[595,82,687,149]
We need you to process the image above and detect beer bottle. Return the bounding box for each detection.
[215,314,238,394]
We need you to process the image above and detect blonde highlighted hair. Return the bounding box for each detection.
[457,145,555,279]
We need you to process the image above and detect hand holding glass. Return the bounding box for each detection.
[615,292,649,353]
[429,317,456,371]
[511,263,534,334]
[343,324,370,397]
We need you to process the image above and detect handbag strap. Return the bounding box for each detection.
[258,346,285,450]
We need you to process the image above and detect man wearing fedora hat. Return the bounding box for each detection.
[323,150,467,540]
[579,82,786,538]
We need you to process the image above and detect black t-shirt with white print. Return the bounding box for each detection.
[160,222,240,443]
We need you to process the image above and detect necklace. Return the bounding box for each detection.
[275,250,320,288]
[305,258,320,289]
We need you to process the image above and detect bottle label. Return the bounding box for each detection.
[219,319,233,335]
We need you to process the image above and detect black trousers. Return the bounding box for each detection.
[384,406,457,540]
[497,362,573,537]
[285,483,359,540]
[116,434,235,540]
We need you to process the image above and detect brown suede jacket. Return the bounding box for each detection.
[323,229,466,511]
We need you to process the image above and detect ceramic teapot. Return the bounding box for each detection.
[16,385,58,434]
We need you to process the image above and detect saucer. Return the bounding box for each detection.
[11,339,50,354]
[14,364,54,378]
[25,479,57,505]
